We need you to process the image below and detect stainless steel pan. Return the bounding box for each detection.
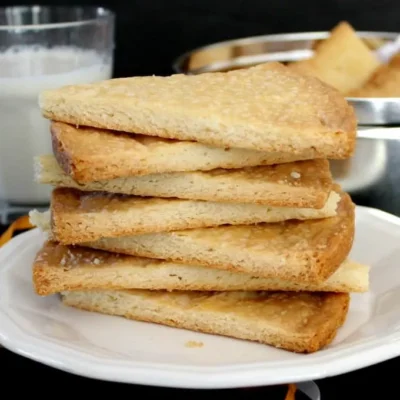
[173,31,400,127]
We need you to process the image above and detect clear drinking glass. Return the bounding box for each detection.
[0,6,115,223]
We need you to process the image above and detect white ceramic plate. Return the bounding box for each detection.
[0,205,400,389]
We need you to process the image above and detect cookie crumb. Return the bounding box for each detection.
[185,340,204,348]
[290,171,301,179]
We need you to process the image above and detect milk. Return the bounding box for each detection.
[0,46,112,205]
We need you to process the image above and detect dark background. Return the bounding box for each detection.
[2,0,400,398]
[3,0,400,78]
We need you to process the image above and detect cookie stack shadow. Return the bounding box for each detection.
[30,63,369,354]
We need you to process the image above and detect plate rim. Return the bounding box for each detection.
[0,205,400,389]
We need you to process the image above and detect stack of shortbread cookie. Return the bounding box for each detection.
[29,62,368,354]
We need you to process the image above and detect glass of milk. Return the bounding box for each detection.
[0,6,114,223]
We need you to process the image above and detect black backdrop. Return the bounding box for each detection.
[2,0,400,77]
